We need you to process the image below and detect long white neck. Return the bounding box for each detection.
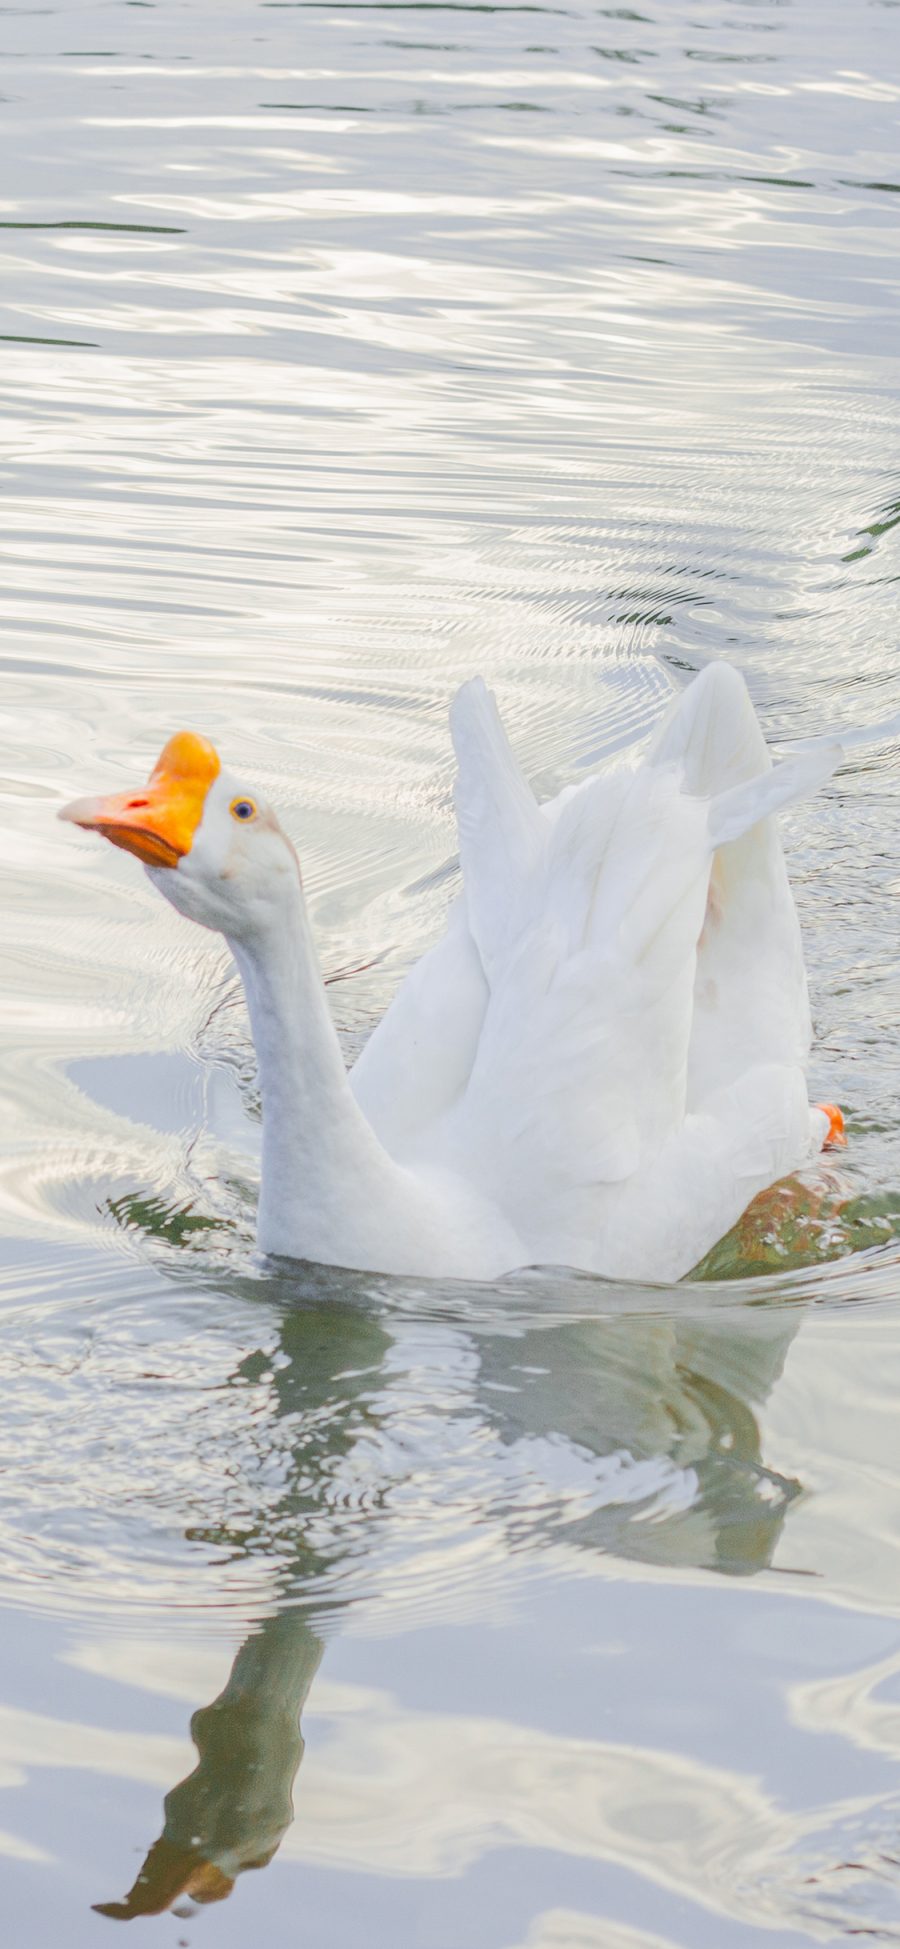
[228,873,438,1272]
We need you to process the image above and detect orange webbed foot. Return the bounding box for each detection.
[818,1103,847,1149]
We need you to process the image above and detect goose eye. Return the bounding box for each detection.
[230,797,258,823]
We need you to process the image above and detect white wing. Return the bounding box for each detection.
[349,894,488,1156]
[450,676,546,980]
[353,660,841,1279]
[427,665,839,1276]
[352,677,637,1156]
[648,663,836,1109]
[350,679,544,1152]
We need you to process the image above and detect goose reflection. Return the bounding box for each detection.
[93,1267,802,1920]
[94,1609,324,1918]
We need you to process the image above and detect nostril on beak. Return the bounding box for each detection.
[126,797,149,810]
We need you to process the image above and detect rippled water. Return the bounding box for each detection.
[4,0,900,1942]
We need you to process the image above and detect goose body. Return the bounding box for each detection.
[62,663,851,1284]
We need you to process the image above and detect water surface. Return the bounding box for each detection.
[3,0,900,1942]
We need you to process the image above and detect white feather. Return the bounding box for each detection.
[350,661,845,1280]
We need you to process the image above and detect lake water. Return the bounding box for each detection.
[3,0,900,1942]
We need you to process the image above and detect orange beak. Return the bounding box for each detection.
[59,731,221,869]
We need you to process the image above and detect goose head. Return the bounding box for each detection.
[59,731,299,943]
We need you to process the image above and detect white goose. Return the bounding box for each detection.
[61,663,854,1284]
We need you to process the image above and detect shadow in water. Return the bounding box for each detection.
[92,1270,803,1920]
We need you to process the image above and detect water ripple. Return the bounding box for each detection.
[4,0,900,1939]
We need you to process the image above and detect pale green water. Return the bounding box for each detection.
[3,1,900,1943]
